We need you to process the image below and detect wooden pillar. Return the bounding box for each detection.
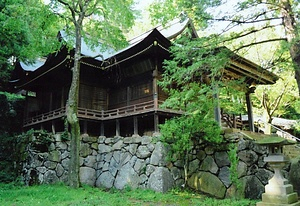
[51,120,55,134]
[116,119,120,137]
[154,114,159,133]
[49,92,53,111]
[233,114,236,128]
[24,91,29,119]
[213,87,221,126]
[127,86,130,106]
[61,87,65,108]
[83,120,87,134]
[246,92,255,132]
[153,60,159,110]
[133,116,138,136]
[100,121,104,136]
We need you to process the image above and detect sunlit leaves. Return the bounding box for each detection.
[150,0,221,28]
[50,0,135,51]
[0,0,60,82]
[158,36,234,158]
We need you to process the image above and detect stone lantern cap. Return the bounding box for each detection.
[256,136,296,156]
[256,136,296,146]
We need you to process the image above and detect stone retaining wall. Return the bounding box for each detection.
[284,144,300,159]
[21,131,276,199]
[187,133,272,199]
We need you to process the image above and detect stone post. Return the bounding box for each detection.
[256,137,300,206]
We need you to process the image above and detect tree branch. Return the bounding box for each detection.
[270,82,288,116]
[262,91,271,118]
[222,23,282,44]
[209,16,282,25]
[233,38,287,52]
[57,0,77,25]
[85,3,103,17]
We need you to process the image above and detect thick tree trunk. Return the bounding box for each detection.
[280,0,300,96]
[66,25,82,188]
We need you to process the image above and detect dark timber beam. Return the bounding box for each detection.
[133,116,138,136]
[213,86,221,126]
[83,120,87,134]
[246,92,254,132]
[100,121,104,136]
[154,114,159,133]
[116,119,120,136]
[51,120,55,134]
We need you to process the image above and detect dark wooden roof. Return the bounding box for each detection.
[12,18,278,91]
[227,52,279,85]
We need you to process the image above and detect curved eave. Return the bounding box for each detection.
[230,56,279,85]
[102,28,171,68]
[13,47,70,90]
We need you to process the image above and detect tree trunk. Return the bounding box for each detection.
[280,0,300,96]
[263,111,272,134]
[66,25,82,188]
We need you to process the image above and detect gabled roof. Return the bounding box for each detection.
[20,17,194,72]
[20,58,47,72]
[13,16,278,89]
[128,17,196,46]
[226,49,279,85]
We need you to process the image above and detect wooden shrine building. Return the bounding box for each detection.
[12,18,278,137]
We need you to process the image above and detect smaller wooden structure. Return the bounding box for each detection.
[12,17,278,136]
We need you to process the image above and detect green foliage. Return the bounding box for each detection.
[0,92,24,134]
[219,79,247,115]
[158,36,244,160]
[0,92,24,183]
[160,112,223,159]
[49,0,135,51]
[60,117,70,141]
[0,0,60,83]
[228,143,242,199]
[150,0,222,29]
[252,47,299,120]
[150,0,300,122]
[0,184,257,205]
[281,98,300,120]
[292,121,300,137]
[0,133,18,183]
[17,129,53,148]
[0,128,53,183]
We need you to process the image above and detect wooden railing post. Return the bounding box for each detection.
[153,65,159,110]
[154,113,159,134]
[213,86,221,126]
[246,91,254,132]
[100,121,104,136]
[133,116,138,136]
[233,114,236,128]
[116,119,120,137]
[154,94,158,110]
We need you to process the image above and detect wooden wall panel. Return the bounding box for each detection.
[79,84,107,110]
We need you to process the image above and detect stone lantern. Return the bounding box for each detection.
[256,136,300,206]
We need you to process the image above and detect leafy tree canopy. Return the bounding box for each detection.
[150,0,300,95]
[149,0,300,156]
[0,0,60,83]
[49,0,136,51]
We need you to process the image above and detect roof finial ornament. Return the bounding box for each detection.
[179,11,188,23]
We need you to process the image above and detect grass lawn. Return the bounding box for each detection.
[0,183,257,206]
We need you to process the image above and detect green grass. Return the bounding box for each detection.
[0,183,257,206]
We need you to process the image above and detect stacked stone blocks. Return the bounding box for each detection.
[21,132,281,199]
